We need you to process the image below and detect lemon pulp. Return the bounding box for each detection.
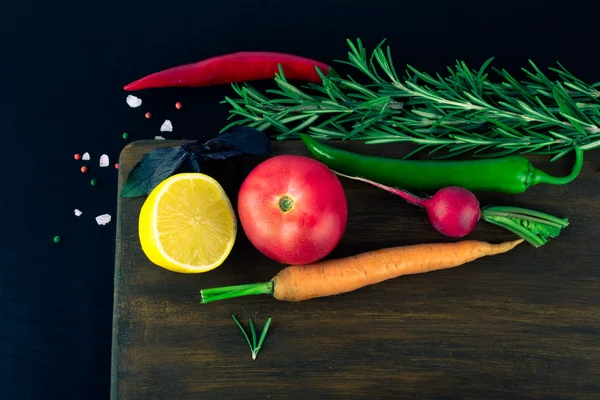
[138,173,237,273]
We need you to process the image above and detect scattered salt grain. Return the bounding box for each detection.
[155,136,166,140]
[95,214,111,225]
[74,209,82,217]
[160,120,173,132]
[82,152,90,161]
[126,95,142,108]
[99,154,109,167]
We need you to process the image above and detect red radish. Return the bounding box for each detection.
[335,172,480,238]
[331,171,569,247]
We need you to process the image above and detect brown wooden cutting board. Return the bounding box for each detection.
[111,139,600,400]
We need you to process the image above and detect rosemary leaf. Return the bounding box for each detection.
[473,147,521,158]
[477,57,495,83]
[243,85,269,103]
[367,38,388,84]
[385,45,401,83]
[249,318,258,349]
[263,115,291,133]
[232,315,254,355]
[278,114,317,125]
[286,114,320,135]
[338,79,379,99]
[549,149,571,162]
[220,118,255,134]
[407,65,441,86]
[345,114,387,139]
[433,144,477,159]
[364,138,406,144]
[579,140,600,151]
[308,126,347,138]
[276,79,314,102]
[358,96,392,112]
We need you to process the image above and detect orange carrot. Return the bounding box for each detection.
[200,239,523,303]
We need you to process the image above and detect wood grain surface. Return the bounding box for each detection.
[111,139,600,400]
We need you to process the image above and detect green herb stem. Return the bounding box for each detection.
[200,282,273,304]
[484,216,545,247]
[481,206,570,227]
[481,206,569,247]
[200,283,267,297]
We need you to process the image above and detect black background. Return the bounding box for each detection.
[1,0,599,399]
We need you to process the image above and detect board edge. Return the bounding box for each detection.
[110,141,144,400]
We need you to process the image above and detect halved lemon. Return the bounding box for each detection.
[138,173,237,273]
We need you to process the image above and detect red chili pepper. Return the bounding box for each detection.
[123,52,332,91]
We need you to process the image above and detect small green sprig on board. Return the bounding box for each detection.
[231,315,272,360]
[222,38,600,161]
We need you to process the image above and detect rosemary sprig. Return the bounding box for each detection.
[221,38,600,160]
[231,315,272,360]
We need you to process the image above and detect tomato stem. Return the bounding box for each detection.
[278,195,294,212]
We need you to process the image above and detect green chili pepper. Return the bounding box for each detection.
[300,135,584,194]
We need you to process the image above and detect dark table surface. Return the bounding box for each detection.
[2,0,599,399]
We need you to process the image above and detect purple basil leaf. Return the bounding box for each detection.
[206,127,271,155]
[120,146,188,198]
[188,156,201,172]
[196,149,243,161]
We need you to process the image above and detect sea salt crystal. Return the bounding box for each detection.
[95,214,111,225]
[154,136,166,140]
[82,152,90,161]
[160,120,173,132]
[74,209,82,217]
[99,154,109,167]
[126,95,142,108]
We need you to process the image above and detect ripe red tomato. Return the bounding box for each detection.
[237,155,348,265]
